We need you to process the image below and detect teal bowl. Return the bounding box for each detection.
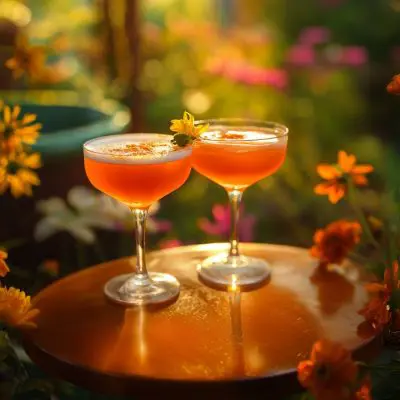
[1,90,131,160]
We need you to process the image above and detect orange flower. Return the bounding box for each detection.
[359,297,390,332]
[310,220,362,267]
[42,259,59,276]
[5,35,46,81]
[0,250,9,278]
[297,340,358,400]
[387,74,400,95]
[0,287,39,329]
[355,378,372,400]
[315,151,373,204]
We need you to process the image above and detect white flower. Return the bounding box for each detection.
[34,186,163,244]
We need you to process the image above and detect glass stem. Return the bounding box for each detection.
[228,189,243,258]
[132,208,151,284]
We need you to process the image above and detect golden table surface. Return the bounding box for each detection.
[24,243,374,399]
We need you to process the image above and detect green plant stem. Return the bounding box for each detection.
[347,179,380,249]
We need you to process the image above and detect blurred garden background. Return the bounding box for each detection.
[1,0,400,398]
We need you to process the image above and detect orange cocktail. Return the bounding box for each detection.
[192,120,289,290]
[192,129,287,191]
[83,134,192,306]
[84,135,191,208]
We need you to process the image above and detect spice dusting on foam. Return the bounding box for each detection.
[84,134,192,165]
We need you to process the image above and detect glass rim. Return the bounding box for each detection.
[83,133,189,156]
[194,118,289,141]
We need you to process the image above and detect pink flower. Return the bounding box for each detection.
[286,45,316,66]
[340,46,368,66]
[159,239,182,249]
[198,204,256,242]
[298,27,330,45]
[206,59,287,90]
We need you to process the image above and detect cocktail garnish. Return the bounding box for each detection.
[170,111,209,147]
[221,132,245,139]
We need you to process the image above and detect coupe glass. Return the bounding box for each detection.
[83,134,192,305]
[192,119,288,290]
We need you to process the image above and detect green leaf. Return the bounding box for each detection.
[171,133,192,147]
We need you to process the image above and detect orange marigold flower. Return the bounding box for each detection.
[387,74,400,95]
[5,35,46,82]
[0,287,39,329]
[314,151,373,204]
[297,340,358,400]
[355,378,372,400]
[359,296,390,332]
[0,250,9,278]
[42,259,59,276]
[310,220,362,267]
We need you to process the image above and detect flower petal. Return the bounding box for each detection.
[338,150,356,173]
[351,164,373,174]
[316,164,341,180]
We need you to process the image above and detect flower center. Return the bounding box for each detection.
[315,363,331,381]
[7,161,19,175]
[3,125,14,139]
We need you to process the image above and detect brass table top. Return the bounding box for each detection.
[24,243,373,399]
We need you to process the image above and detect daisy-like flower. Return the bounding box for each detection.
[0,250,10,278]
[310,220,362,267]
[0,104,42,154]
[5,35,47,82]
[387,74,400,95]
[297,340,360,400]
[170,111,209,146]
[0,287,39,329]
[198,204,256,242]
[35,186,167,244]
[314,151,373,204]
[0,151,41,198]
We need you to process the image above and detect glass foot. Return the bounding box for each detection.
[197,253,271,291]
[104,272,180,306]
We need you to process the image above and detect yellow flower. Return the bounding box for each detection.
[0,151,41,198]
[0,105,42,154]
[170,111,209,138]
[5,35,47,81]
[0,287,39,329]
[0,250,9,278]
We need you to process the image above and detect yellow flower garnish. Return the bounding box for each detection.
[0,250,9,278]
[0,151,41,198]
[0,104,42,154]
[170,111,208,146]
[0,287,39,329]
[5,35,46,81]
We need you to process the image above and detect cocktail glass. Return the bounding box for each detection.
[83,134,192,305]
[192,119,288,290]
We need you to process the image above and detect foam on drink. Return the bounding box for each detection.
[84,134,192,165]
[200,128,284,146]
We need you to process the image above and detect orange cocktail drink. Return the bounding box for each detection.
[192,129,287,191]
[83,134,192,306]
[192,120,288,290]
[84,135,191,208]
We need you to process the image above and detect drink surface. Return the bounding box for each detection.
[192,128,287,190]
[84,134,192,208]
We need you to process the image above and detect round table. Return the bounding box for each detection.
[24,243,375,399]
